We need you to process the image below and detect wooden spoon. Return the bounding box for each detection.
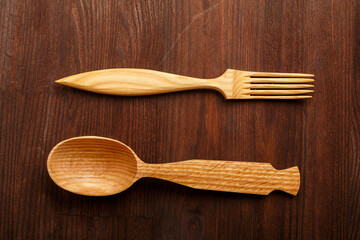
[47,136,300,196]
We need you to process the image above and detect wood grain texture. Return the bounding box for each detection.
[55,68,314,99]
[138,160,300,196]
[1,0,359,239]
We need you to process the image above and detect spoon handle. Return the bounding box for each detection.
[137,160,300,195]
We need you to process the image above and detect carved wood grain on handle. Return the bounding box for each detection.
[136,160,300,195]
[56,68,222,96]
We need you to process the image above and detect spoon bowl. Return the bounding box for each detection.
[47,136,139,196]
[47,136,300,196]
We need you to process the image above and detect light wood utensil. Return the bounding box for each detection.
[56,68,314,99]
[47,136,300,196]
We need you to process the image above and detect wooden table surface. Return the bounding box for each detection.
[1,0,359,239]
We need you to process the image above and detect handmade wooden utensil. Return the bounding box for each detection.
[47,136,300,196]
[56,68,314,99]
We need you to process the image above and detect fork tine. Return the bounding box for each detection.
[250,90,314,95]
[250,78,314,83]
[247,95,313,99]
[248,84,314,89]
[248,72,314,78]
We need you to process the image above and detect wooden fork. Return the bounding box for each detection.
[56,68,314,99]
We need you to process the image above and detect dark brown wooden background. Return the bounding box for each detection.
[1,0,359,239]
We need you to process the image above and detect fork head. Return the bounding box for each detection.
[218,69,314,99]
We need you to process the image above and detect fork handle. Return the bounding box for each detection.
[56,68,221,96]
[137,160,300,195]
